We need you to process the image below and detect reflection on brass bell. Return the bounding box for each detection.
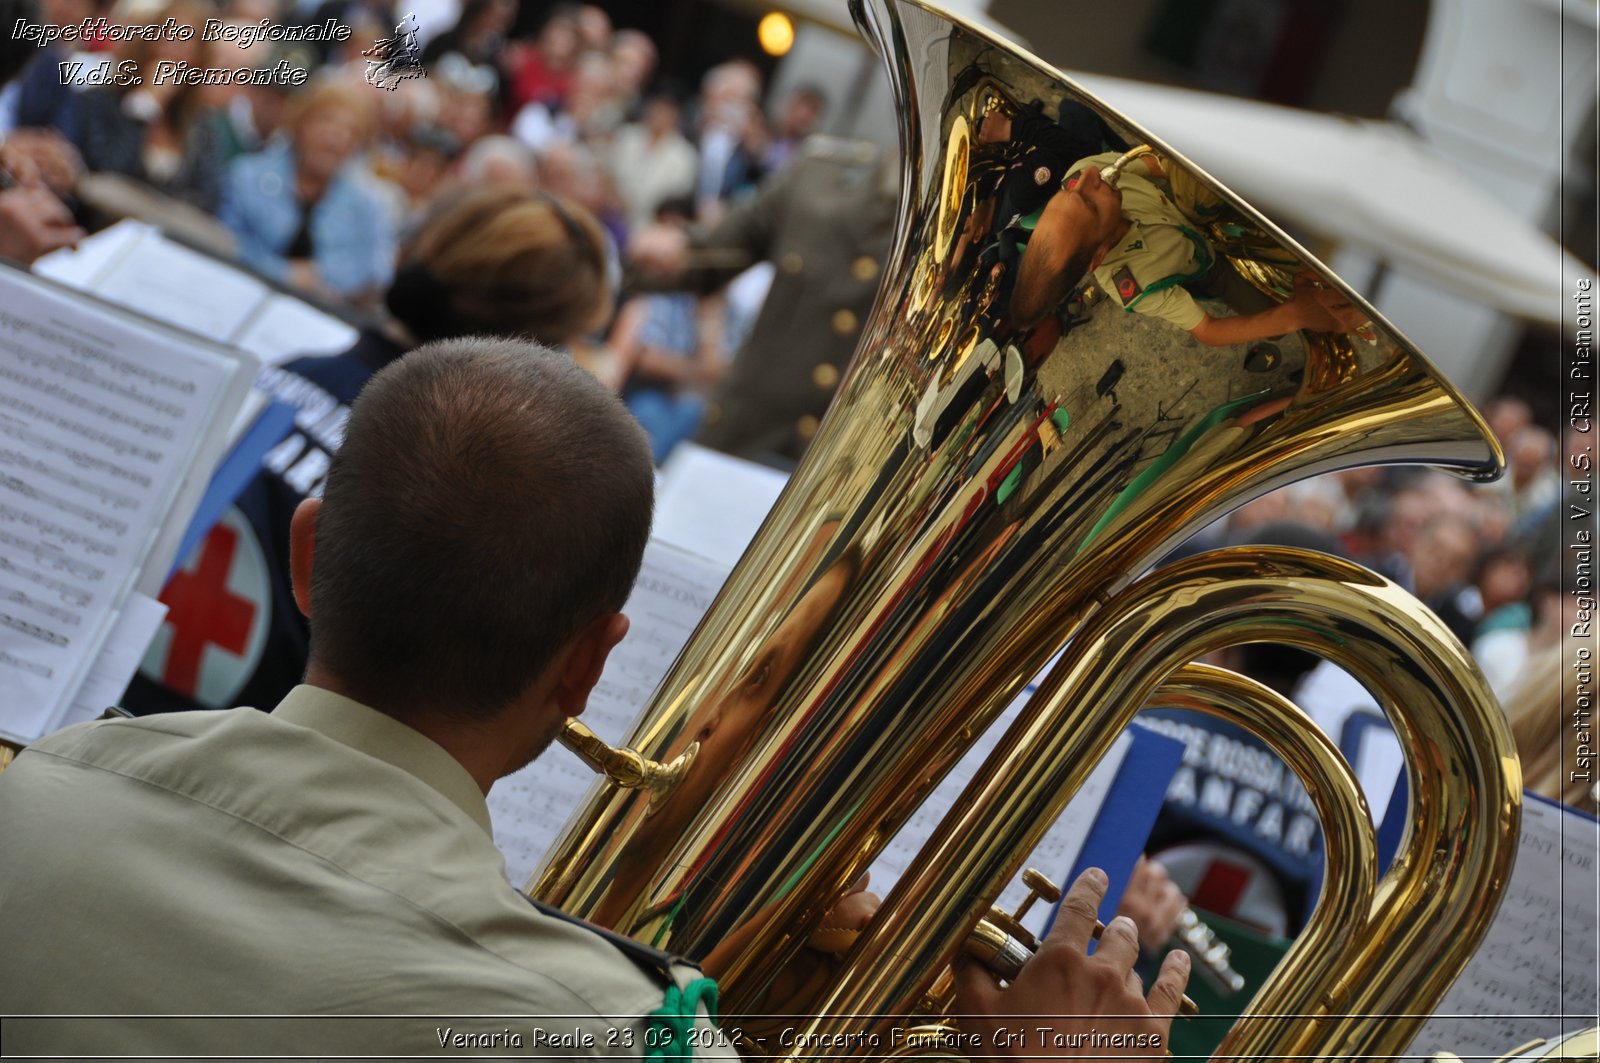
[1245,344,1281,373]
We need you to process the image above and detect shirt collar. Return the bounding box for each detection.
[272,685,494,837]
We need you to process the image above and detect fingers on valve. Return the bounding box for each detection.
[1095,914,1141,967]
[1147,950,1192,1021]
[1045,867,1108,953]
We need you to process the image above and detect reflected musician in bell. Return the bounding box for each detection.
[591,524,860,932]
[1010,149,1365,347]
[0,338,1189,1058]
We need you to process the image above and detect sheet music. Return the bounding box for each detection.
[35,222,359,371]
[234,294,360,367]
[488,539,731,888]
[90,228,270,340]
[1404,794,1600,1060]
[32,219,147,288]
[868,720,1132,937]
[58,592,167,729]
[0,268,252,744]
[654,443,788,568]
[1296,660,1404,825]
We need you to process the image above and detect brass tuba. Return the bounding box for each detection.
[534,0,1521,1056]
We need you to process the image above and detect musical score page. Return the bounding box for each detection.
[1404,794,1599,1060]
[654,442,788,569]
[0,268,251,744]
[234,295,360,367]
[36,220,360,369]
[88,225,271,341]
[488,539,731,888]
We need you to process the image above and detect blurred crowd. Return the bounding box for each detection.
[0,0,831,442]
[1,0,1584,822]
[1197,395,1580,751]
[1124,401,1585,949]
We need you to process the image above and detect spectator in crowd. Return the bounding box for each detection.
[390,124,460,227]
[538,138,624,249]
[762,82,827,173]
[573,2,610,52]
[1482,395,1534,449]
[218,78,396,301]
[608,28,657,117]
[130,187,613,717]
[1471,539,1537,699]
[505,2,579,116]
[1409,512,1482,644]
[692,59,766,222]
[70,0,232,211]
[610,196,729,462]
[420,0,515,109]
[291,0,392,65]
[432,65,497,148]
[609,90,698,237]
[511,48,623,154]
[5,0,98,139]
[1505,424,1561,522]
[456,132,537,187]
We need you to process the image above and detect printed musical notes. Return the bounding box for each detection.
[1404,794,1600,1060]
[487,540,734,888]
[0,266,252,744]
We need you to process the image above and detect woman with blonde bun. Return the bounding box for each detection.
[127,188,614,716]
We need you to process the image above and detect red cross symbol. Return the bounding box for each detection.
[159,523,258,696]
[1190,858,1252,921]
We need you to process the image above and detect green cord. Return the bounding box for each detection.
[644,976,720,1061]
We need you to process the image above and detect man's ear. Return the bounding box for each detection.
[553,612,630,717]
[289,498,321,618]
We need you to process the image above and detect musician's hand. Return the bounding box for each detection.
[1116,856,1187,954]
[1,129,83,195]
[1287,269,1370,335]
[955,867,1189,1060]
[805,872,879,954]
[0,185,83,264]
[627,224,690,281]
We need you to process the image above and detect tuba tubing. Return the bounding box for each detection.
[791,547,1518,1061]
[532,0,1513,1054]
[908,660,1378,1033]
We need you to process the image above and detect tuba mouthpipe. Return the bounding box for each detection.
[791,547,1516,1059]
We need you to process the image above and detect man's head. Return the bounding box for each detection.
[1009,165,1126,330]
[297,339,654,728]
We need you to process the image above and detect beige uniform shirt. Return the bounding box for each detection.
[1066,152,1216,332]
[0,687,735,1059]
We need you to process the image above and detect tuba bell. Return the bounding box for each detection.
[533,0,1521,1056]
